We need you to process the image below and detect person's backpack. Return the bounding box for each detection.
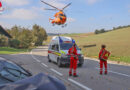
[100,50,109,61]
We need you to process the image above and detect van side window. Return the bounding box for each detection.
[55,45,59,51]
[52,45,55,50]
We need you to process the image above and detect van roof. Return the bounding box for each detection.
[52,36,72,41]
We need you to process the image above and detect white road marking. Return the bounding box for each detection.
[30,51,41,62]
[109,70,130,77]
[41,63,48,67]
[96,67,130,78]
[68,78,92,90]
[0,57,6,60]
[11,54,23,55]
[50,68,63,76]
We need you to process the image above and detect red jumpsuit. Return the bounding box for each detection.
[68,46,78,76]
[0,2,2,8]
[99,48,110,74]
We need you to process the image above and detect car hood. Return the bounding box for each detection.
[0,73,66,90]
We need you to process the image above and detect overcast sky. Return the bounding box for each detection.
[0,0,130,33]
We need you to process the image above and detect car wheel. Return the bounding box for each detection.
[48,55,51,62]
[57,59,62,67]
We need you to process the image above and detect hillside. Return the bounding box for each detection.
[46,27,130,63]
[68,27,130,63]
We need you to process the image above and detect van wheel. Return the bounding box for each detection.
[57,59,62,67]
[48,55,51,62]
[78,64,83,67]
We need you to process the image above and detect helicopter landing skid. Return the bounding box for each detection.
[61,24,67,28]
[52,23,55,26]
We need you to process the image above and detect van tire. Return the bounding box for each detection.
[48,55,51,62]
[57,58,62,67]
[78,64,83,67]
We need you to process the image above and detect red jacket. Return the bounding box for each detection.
[99,48,110,60]
[68,46,78,60]
[0,2,2,8]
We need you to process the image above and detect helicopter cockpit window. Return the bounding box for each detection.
[59,14,64,16]
[60,17,63,20]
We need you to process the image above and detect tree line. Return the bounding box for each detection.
[95,25,130,34]
[0,24,47,49]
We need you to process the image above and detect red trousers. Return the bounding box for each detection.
[100,60,107,73]
[69,57,77,75]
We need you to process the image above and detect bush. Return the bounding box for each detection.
[9,39,20,48]
[0,35,9,46]
[95,29,106,34]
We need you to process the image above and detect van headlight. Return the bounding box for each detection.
[61,54,68,58]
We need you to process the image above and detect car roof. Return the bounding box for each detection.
[52,36,72,41]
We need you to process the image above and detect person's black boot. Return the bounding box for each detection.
[73,75,79,77]
[104,71,107,75]
[69,74,72,76]
[100,72,102,75]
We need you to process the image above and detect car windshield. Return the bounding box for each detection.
[0,61,31,85]
[60,43,80,50]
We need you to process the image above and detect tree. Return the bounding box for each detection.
[9,39,20,48]
[18,28,33,48]
[95,30,99,34]
[0,35,9,46]
[95,29,106,34]
[9,25,20,39]
[4,24,47,48]
[100,29,106,33]
[32,24,47,46]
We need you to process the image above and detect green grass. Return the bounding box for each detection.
[0,47,29,54]
[67,27,130,63]
[46,27,130,63]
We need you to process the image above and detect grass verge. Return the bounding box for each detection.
[0,47,31,54]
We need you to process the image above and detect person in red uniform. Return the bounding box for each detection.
[99,45,110,75]
[0,1,4,12]
[68,42,79,77]
[0,2,2,8]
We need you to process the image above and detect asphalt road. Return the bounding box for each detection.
[0,46,130,90]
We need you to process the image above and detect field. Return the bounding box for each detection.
[0,47,29,54]
[46,27,130,63]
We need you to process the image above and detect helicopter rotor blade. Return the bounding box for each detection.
[43,8,57,11]
[41,0,60,10]
[62,3,71,10]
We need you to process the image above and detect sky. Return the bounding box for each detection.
[0,0,130,33]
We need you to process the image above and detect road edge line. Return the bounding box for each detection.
[68,78,92,90]
[50,68,63,76]
[41,63,48,67]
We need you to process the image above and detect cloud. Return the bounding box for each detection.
[0,21,12,28]
[89,17,95,21]
[1,8,39,20]
[67,18,75,23]
[128,9,130,13]
[3,0,29,6]
[86,0,101,5]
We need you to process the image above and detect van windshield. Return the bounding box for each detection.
[60,43,80,50]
